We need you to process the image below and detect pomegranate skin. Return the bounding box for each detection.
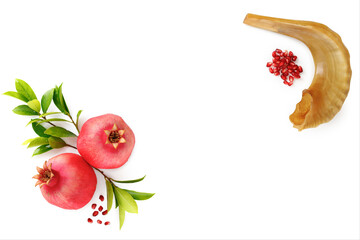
[77,114,135,169]
[40,153,97,210]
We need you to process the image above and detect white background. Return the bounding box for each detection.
[0,0,359,239]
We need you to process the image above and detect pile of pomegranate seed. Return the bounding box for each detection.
[266,49,303,86]
[87,195,110,226]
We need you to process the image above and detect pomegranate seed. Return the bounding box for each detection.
[91,204,96,209]
[97,220,102,224]
[102,210,108,215]
[267,49,302,86]
[93,211,99,217]
[99,195,104,201]
[105,221,111,226]
[98,206,103,212]
[88,218,93,223]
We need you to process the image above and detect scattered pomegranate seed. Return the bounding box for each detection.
[91,203,96,209]
[97,220,102,224]
[99,195,104,201]
[102,210,108,215]
[266,49,303,86]
[105,221,111,226]
[98,206,103,212]
[93,211,99,217]
[88,218,93,223]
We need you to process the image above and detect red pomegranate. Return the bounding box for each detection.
[77,114,135,169]
[33,153,97,210]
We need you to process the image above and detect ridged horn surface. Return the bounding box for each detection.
[243,13,352,130]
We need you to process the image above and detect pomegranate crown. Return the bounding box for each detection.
[33,161,54,188]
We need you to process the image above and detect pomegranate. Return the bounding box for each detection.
[33,153,97,210]
[77,114,135,169]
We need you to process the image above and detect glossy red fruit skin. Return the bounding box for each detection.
[40,153,97,210]
[77,114,135,169]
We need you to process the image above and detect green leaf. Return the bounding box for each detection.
[58,83,69,114]
[48,136,66,148]
[26,119,41,126]
[112,175,146,184]
[44,127,77,137]
[106,180,114,212]
[119,206,125,230]
[113,185,119,208]
[15,79,37,101]
[22,138,35,145]
[27,99,41,113]
[113,187,138,213]
[53,86,65,113]
[53,84,69,114]
[41,88,54,113]
[76,110,82,126]
[3,91,28,102]
[36,118,71,125]
[123,189,155,201]
[13,105,40,116]
[32,145,52,156]
[39,112,61,118]
[32,122,50,137]
[27,137,49,148]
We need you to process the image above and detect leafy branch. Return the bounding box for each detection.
[4,79,80,156]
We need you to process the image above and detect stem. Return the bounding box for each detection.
[66,144,77,150]
[68,114,80,133]
[42,116,57,127]
[92,167,114,183]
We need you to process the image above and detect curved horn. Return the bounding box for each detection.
[243,13,352,130]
